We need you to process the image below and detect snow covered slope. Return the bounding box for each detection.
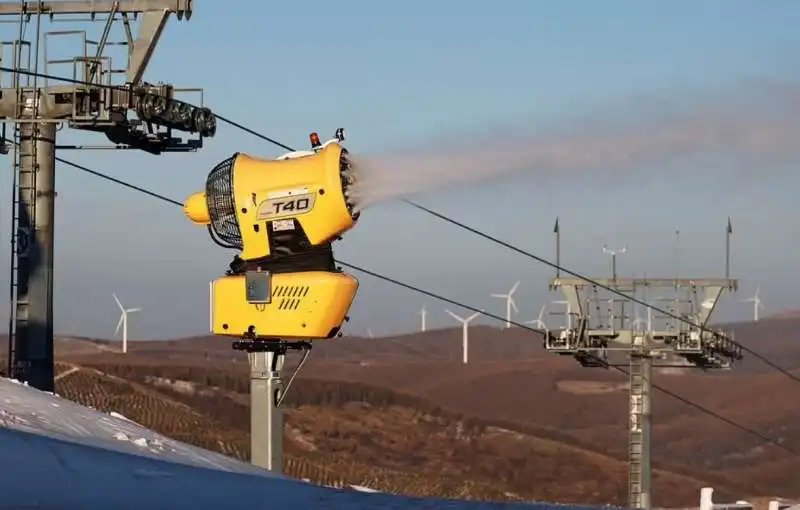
[0,377,620,510]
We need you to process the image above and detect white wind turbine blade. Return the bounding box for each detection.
[114,313,124,337]
[490,293,506,299]
[537,304,546,322]
[509,280,521,295]
[529,320,546,329]
[113,293,124,312]
[465,310,481,322]
[126,307,142,313]
[445,309,464,322]
[509,297,519,314]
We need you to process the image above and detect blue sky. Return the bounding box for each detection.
[1,0,799,340]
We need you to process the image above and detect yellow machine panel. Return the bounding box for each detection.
[184,141,358,262]
[235,143,355,261]
[210,270,359,340]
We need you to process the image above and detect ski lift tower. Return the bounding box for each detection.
[0,0,216,391]
[544,217,741,510]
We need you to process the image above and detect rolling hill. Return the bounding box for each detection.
[36,315,800,373]
[3,318,800,505]
[40,359,747,506]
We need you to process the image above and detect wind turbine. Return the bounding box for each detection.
[445,309,482,364]
[743,286,764,322]
[525,304,547,329]
[366,327,374,339]
[490,280,520,329]
[113,293,141,354]
[418,304,427,332]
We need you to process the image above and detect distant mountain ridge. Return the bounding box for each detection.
[5,314,800,375]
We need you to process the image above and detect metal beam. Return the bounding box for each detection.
[0,87,132,120]
[697,285,723,327]
[0,1,191,16]
[127,9,169,84]
[10,121,56,391]
[86,2,119,84]
[249,351,284,473]
[551,277,738,290]
[628,352,652,510]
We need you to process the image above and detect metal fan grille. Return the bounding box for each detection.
[205,154,242,249]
